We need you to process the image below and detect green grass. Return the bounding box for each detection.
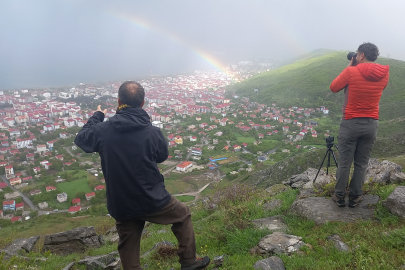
[176,195,195,202]
[56,178,92,199]
[233,132,256,143]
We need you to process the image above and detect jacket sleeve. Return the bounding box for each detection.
[74,111,105,153]
[330,67,350,93]
[155,129,169,163]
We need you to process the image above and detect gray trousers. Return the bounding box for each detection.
[335,118,378,198]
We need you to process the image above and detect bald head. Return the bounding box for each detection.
[118,81,145,108]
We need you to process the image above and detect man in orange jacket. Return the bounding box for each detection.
[330,42,389,208]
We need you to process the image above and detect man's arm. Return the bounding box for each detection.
[156,130,169,163]
[74,106,106,153]
[330,67,350,93]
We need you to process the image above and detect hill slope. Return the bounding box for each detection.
[229,51,405,128]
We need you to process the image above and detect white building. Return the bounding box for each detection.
[57,192,68,203]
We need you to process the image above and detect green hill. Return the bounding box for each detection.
[229,51,405,132]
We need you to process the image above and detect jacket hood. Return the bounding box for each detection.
[357,63,389,82]
[109,107,151,132]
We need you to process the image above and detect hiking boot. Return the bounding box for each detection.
[349,195,364,208]
[181,256,210,270]
[331,194,345,207]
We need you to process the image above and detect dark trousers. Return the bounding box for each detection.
[335,118,378,198]
[115,196,196,270]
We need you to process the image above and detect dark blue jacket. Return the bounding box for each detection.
[74,107,171,221]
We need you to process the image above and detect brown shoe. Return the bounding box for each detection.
[331,194,345,207]
[181,256,210,270]
[349,195,364,208]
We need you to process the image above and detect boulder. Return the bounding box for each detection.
[62,262,76,270]
[0,236,40,255]
[78,251,121,270]
[262,199,283,211]
[366,159,405,184]
[251,216,287,232]
[283,168,333,189]
[382,186,405,217]
[326,234,350,252]
[251,232,306,256]
[265,184,288,196]
[290,195,379,225]
[43,227,103,255]
[253,256,285,270]
[297,188,317,199]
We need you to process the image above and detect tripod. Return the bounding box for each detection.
[313,142,338,183]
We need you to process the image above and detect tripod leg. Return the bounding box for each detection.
[313,150,329,183]
[326,150,331,175]
[331,150,338,168]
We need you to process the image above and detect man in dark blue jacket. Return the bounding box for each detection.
[74,81,210,270]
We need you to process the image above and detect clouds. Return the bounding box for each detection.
[1,0,404,89]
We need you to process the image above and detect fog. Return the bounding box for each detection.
[1,0,404,89]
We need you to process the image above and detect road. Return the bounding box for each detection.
[0,175,38,211]
[64,146,75,157]
[172,183,211,203]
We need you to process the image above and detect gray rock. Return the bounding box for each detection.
[141,241,175,258]
[252,232,306,255]
[157,230,168,234]
[283,168,333,189]
[254,256,285,270]
[263,199,283,211]
[297,188,317,199]
[104,233,119,243]
[62,262,76,270]
[1,236,40,255]
[326,234,350,252]
[78,251,120,270]
[290,195,379,225]
[251,216,287,232]
[43,227,103,255]
[382,186,405,217]
[265,184,288,196]
[366,159,405,184]
[213,255,227,267]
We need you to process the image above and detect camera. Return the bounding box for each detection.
[326,136,334,146]
[347,52,357,66]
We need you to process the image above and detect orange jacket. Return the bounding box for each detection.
[330,63,389,120]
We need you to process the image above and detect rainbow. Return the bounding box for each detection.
[108,11,232,76]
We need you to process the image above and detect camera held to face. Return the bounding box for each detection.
[347,52,357,66]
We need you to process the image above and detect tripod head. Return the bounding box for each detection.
[325,136,338,150]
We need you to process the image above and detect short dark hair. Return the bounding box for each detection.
[357,42,379,62]
[118,81,145,108]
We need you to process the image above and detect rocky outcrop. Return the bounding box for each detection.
[251,232,306,256]
[366,159,405,184]
[77,251,121,270]
[290,195,379,225]
[326,234,350,252]
[253,256,285,270]
[251,216,287,232]
[282,168,333,189]
[262,199,283,211]
[43,227,104,255]
[265,184,288,196]
[0,236,40,255]
[141,241,175,258]
[382,186,405,217]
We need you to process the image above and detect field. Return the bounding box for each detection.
[233,132,256,143]
[176,195,195,202]
[56,178,92,199]
[164,169,213,194]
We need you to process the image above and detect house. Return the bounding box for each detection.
[38,202,49,209]
[176,161,193,172]
[55,155,63,160]
[0,182,7,190]
[22,176,33,182]
[33,167,41,174]
[11,216,22,223]
[190,136,197,142]
[15,202,24,210]
[174,136,183,144]
[72,198,81,206]
[26,153,35,160]
[30,189,42,196]
[3,200,15,211]
[37,144,47,153]
[60,133,69,139]
[46,186,56,192]
[9,177,21,186]
[44,162,52,170]
[233,145,241,152]
[258,133,264,139]
[85,192,96,200]
[5,165,14,177]
[94,185,105,191]
[68,205,81,214]
[191,148,202,156]
[57,192,68,203]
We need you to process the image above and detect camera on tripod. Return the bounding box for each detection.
[326,136,334,148]
[313,136,338,183]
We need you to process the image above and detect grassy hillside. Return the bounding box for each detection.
[229,51,405,133]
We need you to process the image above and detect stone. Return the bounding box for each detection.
[382,186,405,217]
[1,236,40,255]
[157,229,168,234]
[141,241,175,258]
[213,255,227,267]
[62,262,76,270]
[366,159,405,184]
[253,256,285,270]
[326,234,350,252]
[251,216,287,232]
[297,188,317,199]
[43,227,104,255]
[282,168,333,189]
[265,184,288,196]
[253,232,306,256]
[290,195,379,225]
[262,199,283,211]
[104,233,119,243]
[78,251,120,270]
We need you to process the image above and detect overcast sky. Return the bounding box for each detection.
[1,0,404,89]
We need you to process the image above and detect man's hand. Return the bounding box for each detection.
[96,105,107,115]
[347,57,354,67]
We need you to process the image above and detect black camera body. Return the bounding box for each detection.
[347,52,357,66]
[326,136,334,147]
